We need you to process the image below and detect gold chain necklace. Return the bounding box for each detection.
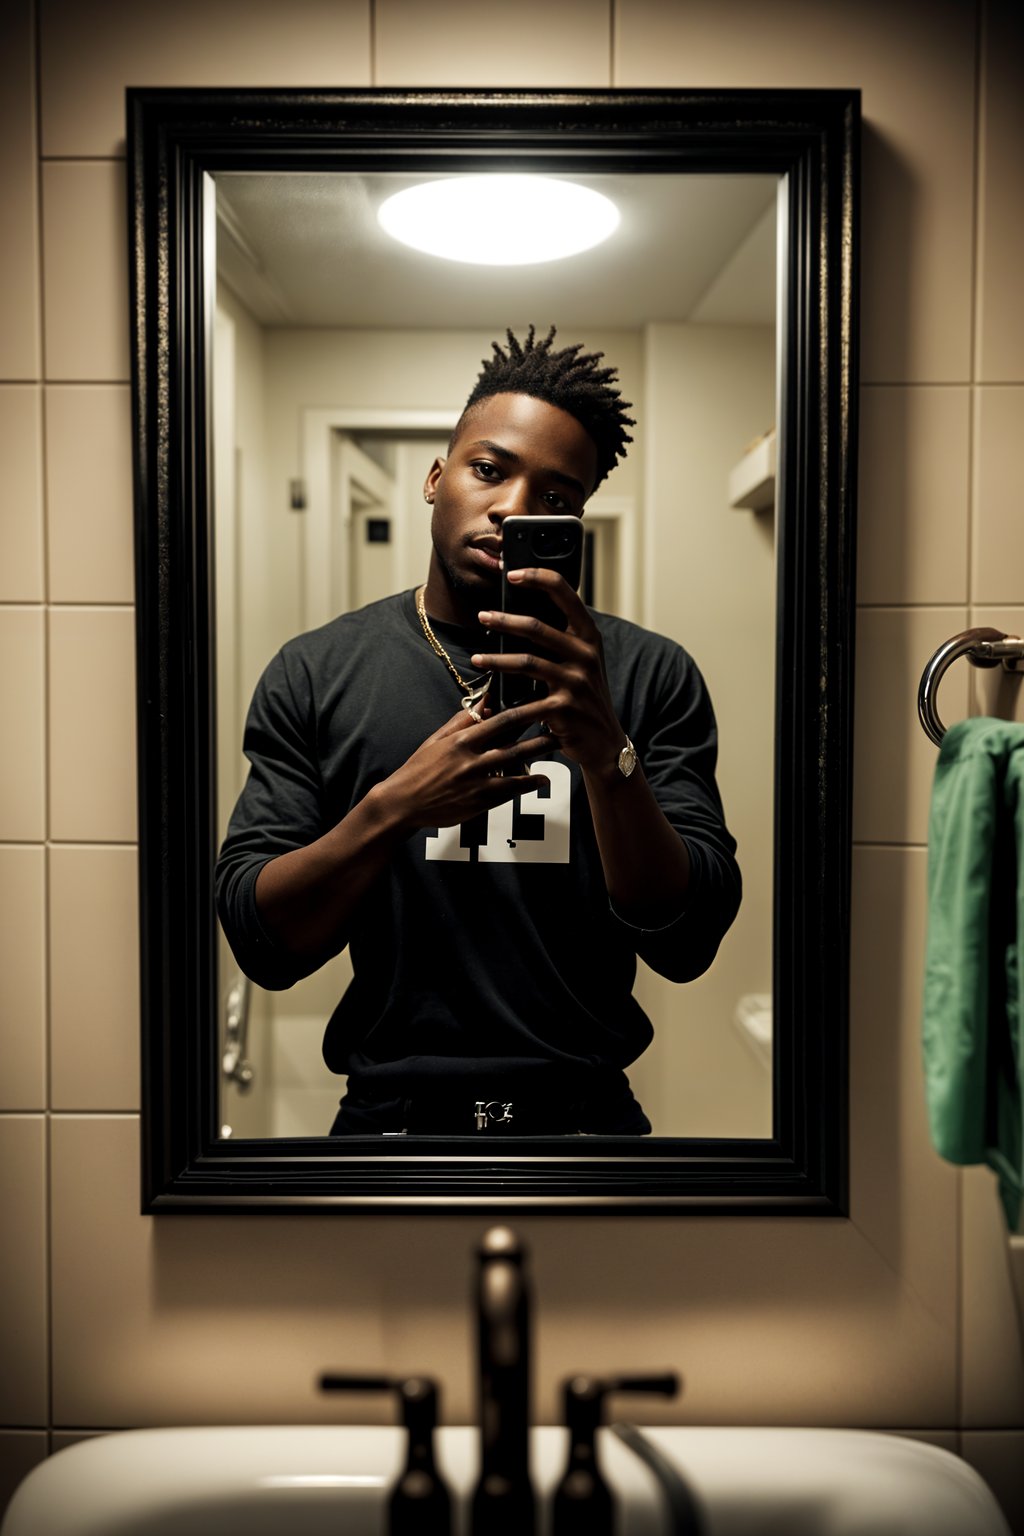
[415,585,491,713]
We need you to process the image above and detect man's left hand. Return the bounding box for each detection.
[472,568,625,773]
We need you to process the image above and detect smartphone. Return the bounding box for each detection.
[497,515,585,710]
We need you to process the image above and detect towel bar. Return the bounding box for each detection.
[918,627,1024,746]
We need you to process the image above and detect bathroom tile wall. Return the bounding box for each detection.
[1,0,1022,1525]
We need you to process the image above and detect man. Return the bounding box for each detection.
[216,326,741,1136]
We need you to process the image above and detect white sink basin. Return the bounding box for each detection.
[2,1424,1010,1536]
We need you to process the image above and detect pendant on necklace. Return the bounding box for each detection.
[460,675,491,723]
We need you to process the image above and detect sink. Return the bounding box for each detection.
[1,1424,1011,1535]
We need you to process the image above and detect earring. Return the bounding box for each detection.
[425,493,434,503]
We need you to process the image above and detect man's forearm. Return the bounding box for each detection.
[581,758,692,924]
[254,781,412,970]
[253,706,551,974]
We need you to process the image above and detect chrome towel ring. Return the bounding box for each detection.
[917,627,1024,746]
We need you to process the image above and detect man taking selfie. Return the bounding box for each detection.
[216,325,741,1135]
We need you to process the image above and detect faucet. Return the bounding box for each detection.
[318,1374,451,1536]
[320,1225,696,1536]
[470,1225,535,1536]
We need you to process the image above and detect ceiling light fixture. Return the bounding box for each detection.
[377,176,620,266]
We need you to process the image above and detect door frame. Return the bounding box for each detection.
[302,407,637,625]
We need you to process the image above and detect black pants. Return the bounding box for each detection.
[329,1069,651,1137]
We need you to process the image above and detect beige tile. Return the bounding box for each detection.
[974,388,1024,606]
[0,1432,47,1527]
[849,846,959,1328]
[0,388,44,602]
[885,1428,959,1452]
[0,609,46,842]
[49,845,139,1112]
[39,0,372,158]
[377,0,611,86]
[970,606,1024,727]
[46,386,134,603]
[49,1115,398,1426]
[961,1167,1024,1428]
[0,1117,47,1426]
[527,1217,958,1428]
[0,847,46,1112]
[961,1431,1024,1535]
[48,607,136,842]
[857,387,969,606]
[853,607,969,845]
[49,1110,961,1428]
[42,162,130,384]
[616,0,977,385]
[1011,1238,1024,1340]
[51,1431,109,1451]
[976,0,1024,382]
[0,0,40,379]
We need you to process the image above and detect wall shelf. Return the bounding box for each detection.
[729,428,776,511]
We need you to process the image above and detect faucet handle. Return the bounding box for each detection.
[606,1373,680,1398]
[553,1373,681,1536]
[318,1373,451,1536]
[320,1372,395,1394]
[560,1371,680,1429]
[319,1371,442,1421]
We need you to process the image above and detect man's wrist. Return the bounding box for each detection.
[360,777,418,840]
[583,731,639,790]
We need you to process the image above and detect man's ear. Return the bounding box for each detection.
[423,457,446,501]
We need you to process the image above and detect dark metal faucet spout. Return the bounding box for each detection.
[470,1226,535,1536]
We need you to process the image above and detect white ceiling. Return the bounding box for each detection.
[215,171,778,331]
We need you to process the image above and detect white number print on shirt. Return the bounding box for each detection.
[424,759,572,864]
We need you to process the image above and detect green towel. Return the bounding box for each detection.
[922,716,1024,1231]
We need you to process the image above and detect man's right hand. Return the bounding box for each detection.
[254,698,551,971]
[381,702,552,833]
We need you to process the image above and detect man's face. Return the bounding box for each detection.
[423,392,599,603]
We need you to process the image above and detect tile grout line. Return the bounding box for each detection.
[0,601,135,611]
[30,0,56,1457]
[965,0,984,695]
[852,840,928,850]
[3,378,132,386]
[956,0,988,1440]
[855,602,1014,614]
[609,0,616,87]
[859,380,1020,389]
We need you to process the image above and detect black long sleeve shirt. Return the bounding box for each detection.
[215,590,741,1087]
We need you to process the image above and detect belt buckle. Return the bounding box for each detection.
[474,1099,513,1132]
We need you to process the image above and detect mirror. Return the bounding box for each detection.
[213,168,777,1144]
[129,88,858,1212]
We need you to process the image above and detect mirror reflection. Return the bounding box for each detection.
[211,171,778,1142]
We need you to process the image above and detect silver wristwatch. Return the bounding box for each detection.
[617,736,638,778]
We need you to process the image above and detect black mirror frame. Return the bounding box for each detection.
[129,87,858,1214]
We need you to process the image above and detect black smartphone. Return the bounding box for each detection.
[497,515,585,710]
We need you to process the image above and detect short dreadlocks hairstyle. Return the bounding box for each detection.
[453,325,635,491]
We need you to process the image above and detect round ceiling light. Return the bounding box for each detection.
[377,176,620,266]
